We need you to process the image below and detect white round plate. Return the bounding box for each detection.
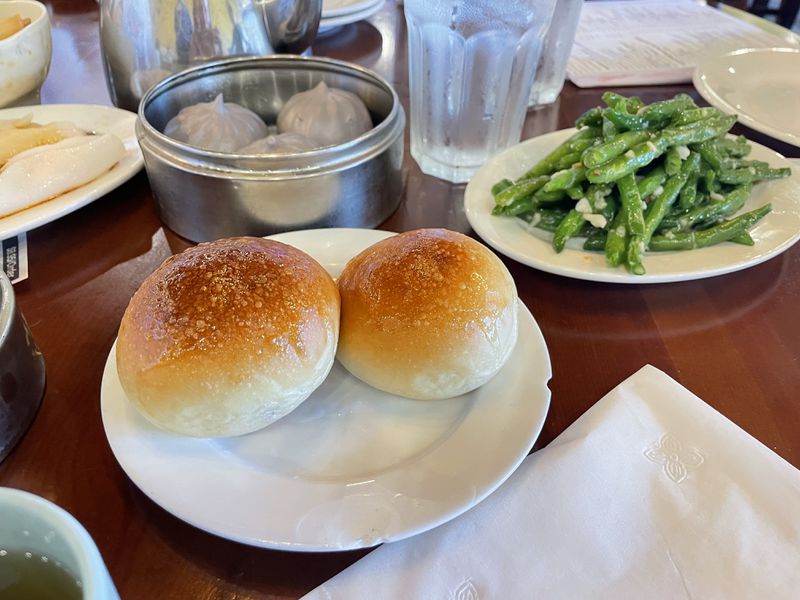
[465,128,800,284]
[694,47,800,148]
[101,228,552,551]
[319,0,384,32]
[0,104,143,239]
[322,0,382,19]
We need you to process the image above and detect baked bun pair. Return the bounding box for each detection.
[116,230,518,438]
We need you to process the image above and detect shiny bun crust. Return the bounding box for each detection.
[336,229,518,400]
[116,237,339,437]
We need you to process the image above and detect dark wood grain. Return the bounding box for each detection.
[2,2,800,598]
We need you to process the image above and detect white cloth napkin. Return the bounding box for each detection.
[303,365,800,599]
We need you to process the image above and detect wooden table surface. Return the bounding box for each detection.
[3,1,800,598]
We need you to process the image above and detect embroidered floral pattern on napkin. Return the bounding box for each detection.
[644,433,704,483]
[453,579,479,600]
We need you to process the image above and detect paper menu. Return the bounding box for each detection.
[567,0,798,87]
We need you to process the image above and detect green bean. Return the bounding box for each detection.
[602,115,618,141]
[643,153,699,243]
[551,154,577,171]
[553,152,581,170]
[699,163,717,193]
[576,126,603,141]
[553,210,585,253]
[638,94,696,123]
[626,96,645,113]
[637,165,667,198]
[721,159,783,180]
[644,175,685,241]
[587,138,666,184]
[679,172,699,210]
[582,130,652,169]
[605,210,628,267]
[731,232,755,246]
[667,185,751,231]
[718,167,754,185]
[555,187,617,251]
[544,165,586,192]
[546,137,598,171]
[493,176,549,208]
[617,173,645,237]
[533,188,568,204]
[715,136,751,158]
[601,92,629,109]
[719,157,749,171]
[576,107,603,129]
[589,185,617,221]
[601,92,645,117]
[671,107,721,126]
[626,235,646,275]
[665,146,683,176]
[566,185,584,200]
[693,140,723,171]
[605,108,650,131]
[515,209,572,233]
[521,129,599,178]
[649,204,770,251]
[603,93,651,130]
[568,135,601,152]
[661,115,737,146]
[491,178,514,197]
[682,151,702,176]
[493,195,532,216]
[751,164,791,181]
[583,230,607,252]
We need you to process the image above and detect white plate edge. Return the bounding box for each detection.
[693,47,800,149]
[0,104,144,239]
[100,228,553,551]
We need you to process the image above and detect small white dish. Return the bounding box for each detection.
[319,0,384,32]
[0,1,51,108]
[101,228,552,551]
[0,104,143,239]
[322,0,382,19]
[464,128,800,284]
[694,47,800,148]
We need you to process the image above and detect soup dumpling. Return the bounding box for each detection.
[238,132,318,154]
[165,94,268,153]
[277,82,372,148]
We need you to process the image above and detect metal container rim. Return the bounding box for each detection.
[137,55,404,174]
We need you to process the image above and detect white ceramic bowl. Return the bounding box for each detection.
[0,1,51,108]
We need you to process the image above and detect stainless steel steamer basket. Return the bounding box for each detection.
[137,56,405,243]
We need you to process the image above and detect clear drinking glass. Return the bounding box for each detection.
[404,0,556,183]
[528,0,583,106]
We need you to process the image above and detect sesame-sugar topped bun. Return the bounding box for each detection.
[116,237,339,437]
[336,228,518,400]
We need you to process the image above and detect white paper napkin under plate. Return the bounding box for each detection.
[304,365,800,599]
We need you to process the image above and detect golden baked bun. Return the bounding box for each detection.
[116,237,339,437]
[337,229,518,400]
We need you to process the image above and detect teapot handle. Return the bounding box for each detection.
[254,0,322,55]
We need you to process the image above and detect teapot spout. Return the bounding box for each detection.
[254,0,322,55]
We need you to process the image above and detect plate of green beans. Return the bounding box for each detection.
[464,92,799,283]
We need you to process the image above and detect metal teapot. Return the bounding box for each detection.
[99,0,322,111]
